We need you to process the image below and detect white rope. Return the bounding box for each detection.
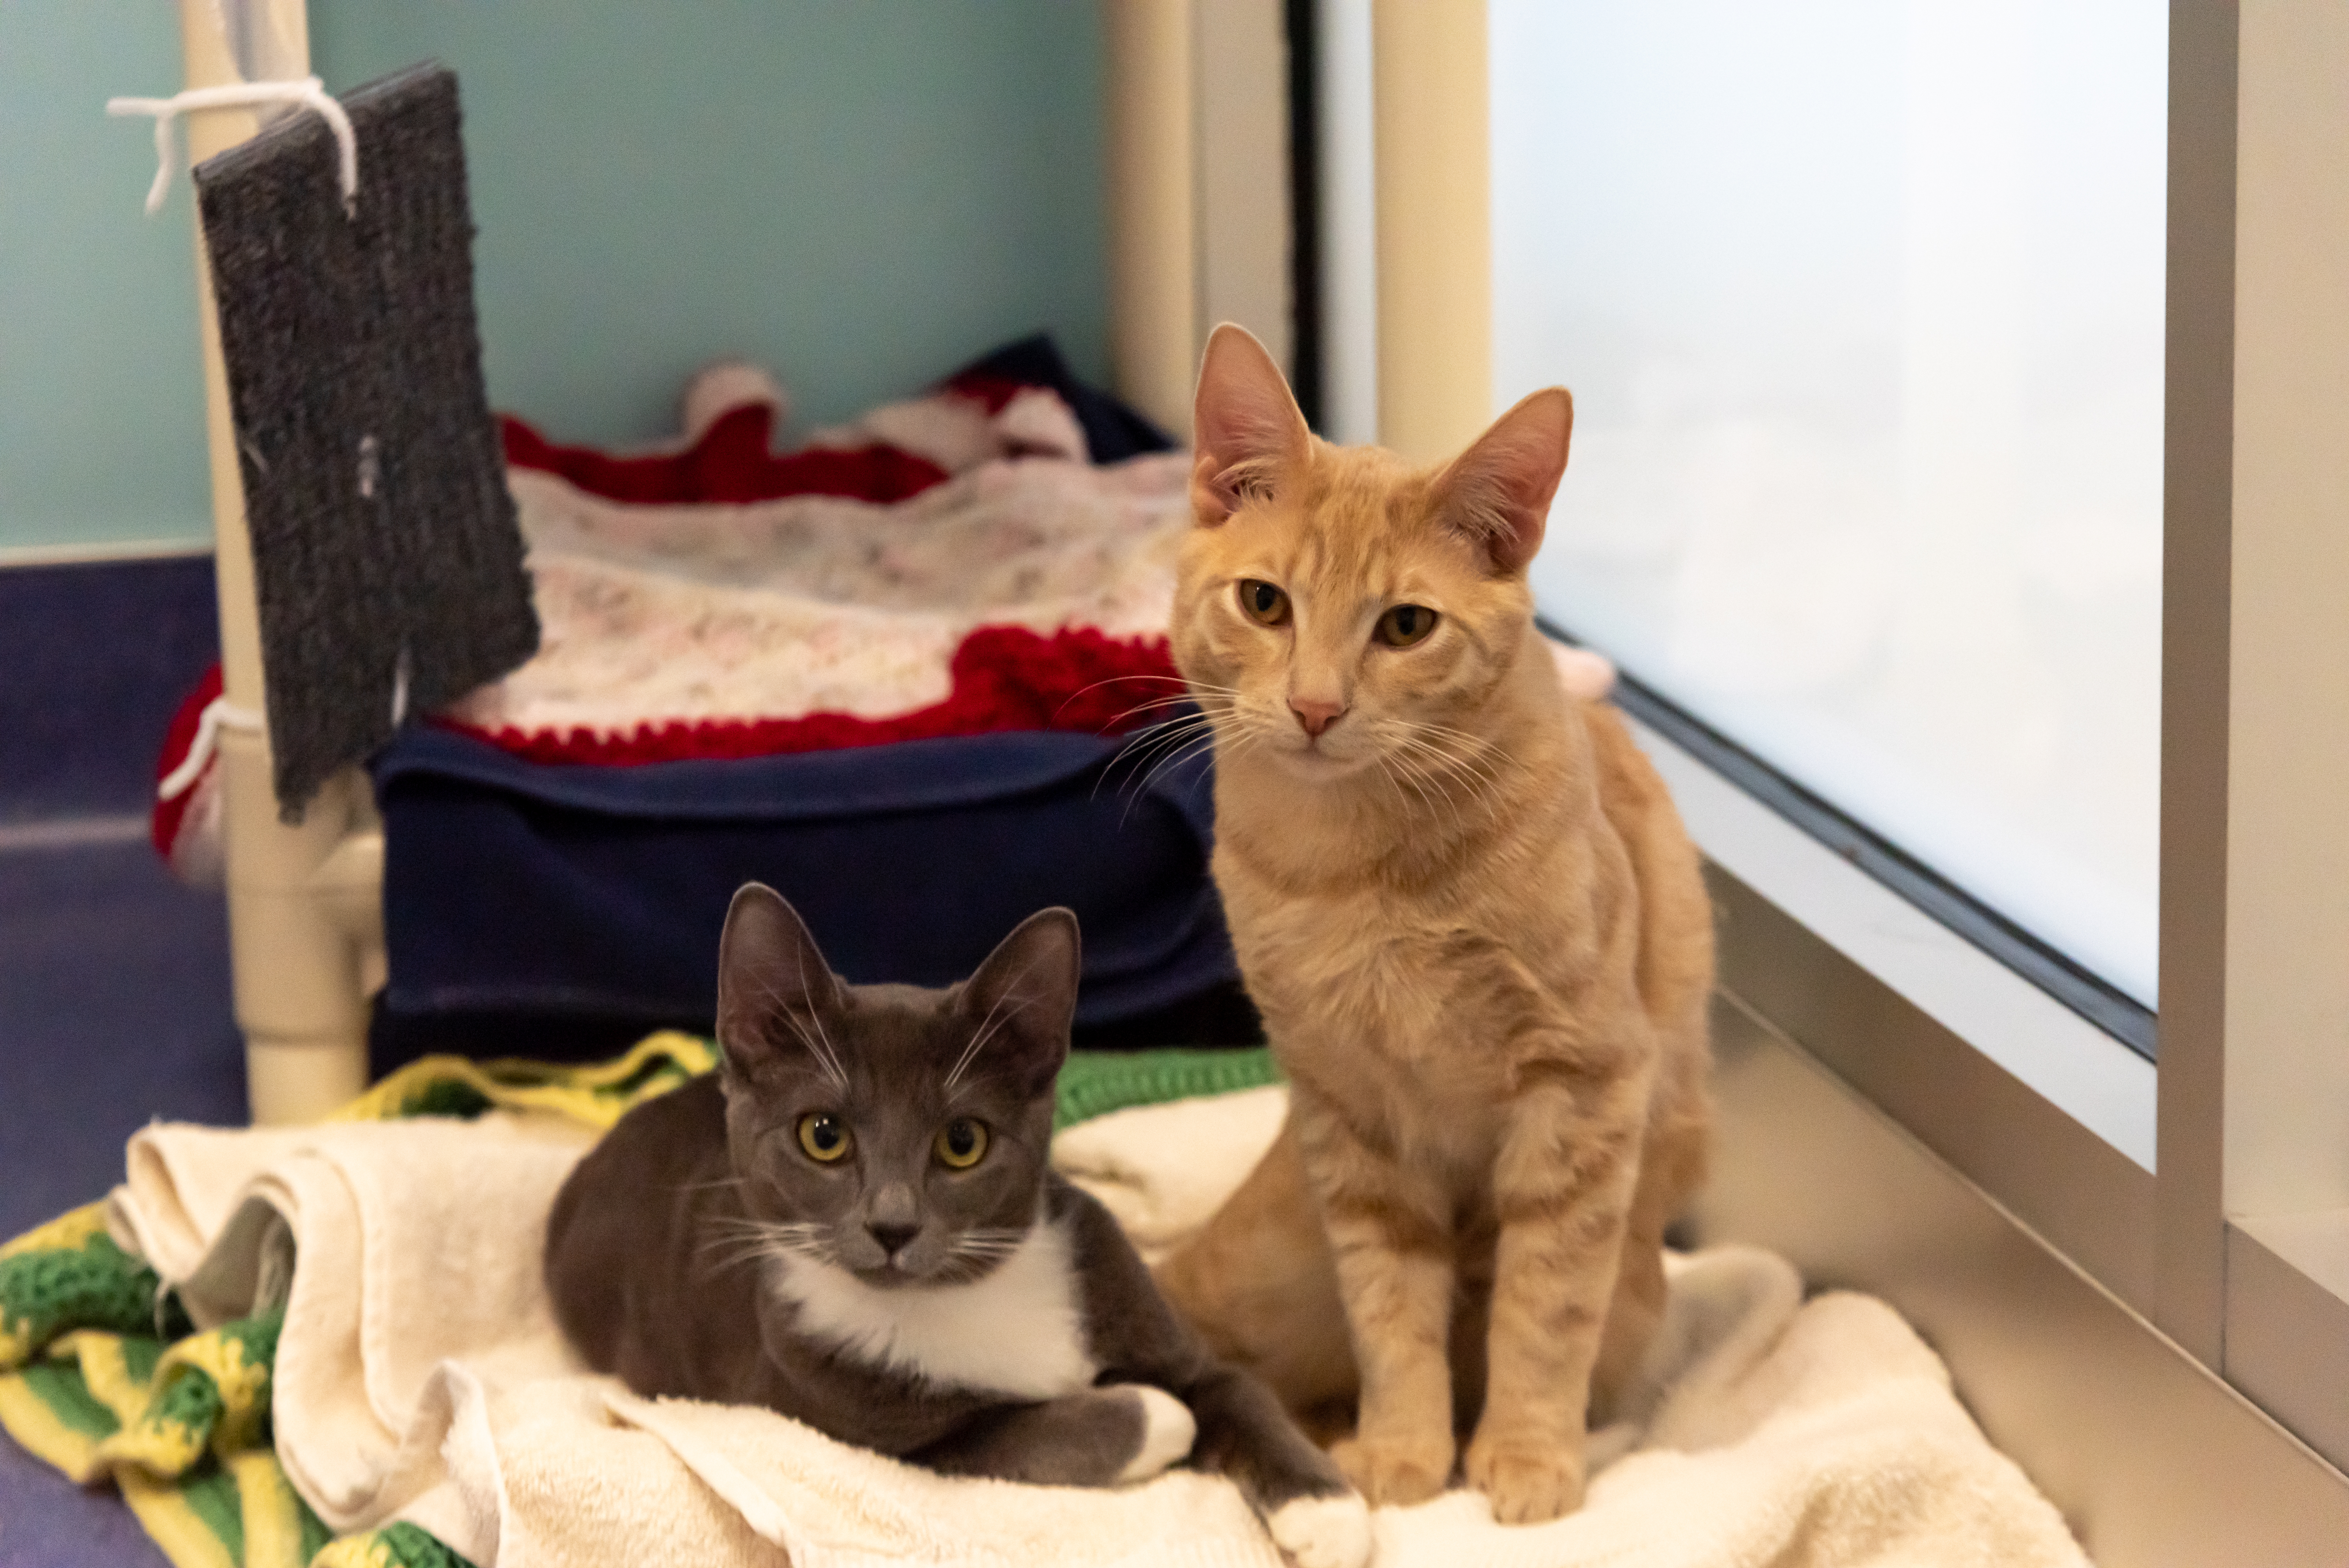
[158,696,266,802]
[107,77,357,217]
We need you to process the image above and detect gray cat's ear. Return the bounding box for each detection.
[1432,387,1574,574]
[951,907,1080,1096]
[716,882,844,1082]
[1191,323,1310,526]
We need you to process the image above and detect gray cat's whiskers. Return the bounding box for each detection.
[944,959,1043,1090]
[779,956,850,1089]
[798,948,855,1084]
[935,1226,1032,1281]
[748,983,847,1090]
[948,1228,1028,1258]
[699,1216,834,1274]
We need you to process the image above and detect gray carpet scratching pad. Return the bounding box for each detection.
[194,62,539,818]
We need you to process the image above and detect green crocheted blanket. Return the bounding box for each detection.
[0,1035,1278,1568]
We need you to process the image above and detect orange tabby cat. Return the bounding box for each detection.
[1155,325,1715,1524]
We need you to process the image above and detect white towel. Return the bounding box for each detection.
[108,1112,595,1540]
[107,1089,2090,1568]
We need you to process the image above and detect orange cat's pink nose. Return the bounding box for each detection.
[1290,698,1346,737]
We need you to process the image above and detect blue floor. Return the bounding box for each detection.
[0,836,242,1568]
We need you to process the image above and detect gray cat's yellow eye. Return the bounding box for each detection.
[797,1112,853,1163]
[1237,579,1292,627]
[1376,603,1438,647]
[934,1117,989,1169]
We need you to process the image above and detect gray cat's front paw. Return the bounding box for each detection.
[1112,1384,1197,1482]
[1267,1490,1374,1568]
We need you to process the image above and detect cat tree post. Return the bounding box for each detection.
[1370,0,1491,462]
[177,0,381,1125]
[1105,0,1200,440]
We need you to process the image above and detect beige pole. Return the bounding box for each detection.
[177,0,379,1124]
[1105,0,1201,440]
[1370,0,1490,463]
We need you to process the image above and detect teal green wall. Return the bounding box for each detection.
[0,0,1109,555]
[0,1,214,554]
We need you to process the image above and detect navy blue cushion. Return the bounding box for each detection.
[373,724,1235,1042]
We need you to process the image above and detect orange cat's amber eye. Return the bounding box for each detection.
[1238,579,1291,627]
[797,1112,853,1164]
[1376,604,1439,647]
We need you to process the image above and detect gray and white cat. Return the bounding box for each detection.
[545,884,1371,1568]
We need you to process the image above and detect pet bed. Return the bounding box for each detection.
[372,344,1248,1062]
[0,1039,2088,1568]
[156,339,1260,1066]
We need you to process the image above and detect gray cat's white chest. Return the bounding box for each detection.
[768,1220,1098,1400]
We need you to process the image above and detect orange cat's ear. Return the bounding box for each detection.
[1191,323,1309,525]
[1433,388,1574,574]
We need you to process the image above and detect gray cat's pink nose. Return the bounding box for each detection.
[868,1222,919,1256]
[1290,698,1346,737]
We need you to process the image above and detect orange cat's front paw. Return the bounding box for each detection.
[1329,1431,1452,1507]
[1464,1433,1584,1524]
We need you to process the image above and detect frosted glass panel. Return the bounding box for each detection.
[1493,0,2166,1007]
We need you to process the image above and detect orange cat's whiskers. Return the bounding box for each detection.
[1383,735,1504,813]
[1107,709,1219,763]
[1379,741,1465,832]
[1100,713,1220,802]
[1098,693,1214,730]
[1404,716,1507,760]
[1371,719,1477,795]
[1052,671,1205,718]
[1391,718,1507,779]
[1368,753,1418,818]
[1119,700,1274,822]
[1093,677,1243,729]
[1212,723,1277,778]
[1106,689,1266,806]
[1388,728,1502,799]
[1122,725,1229,820]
